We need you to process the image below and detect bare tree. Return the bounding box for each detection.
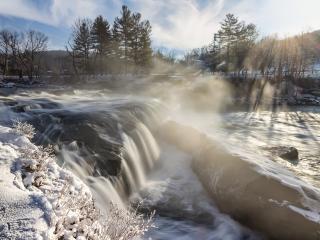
[0,30,11,75]
[8,31,21,76]
[18,30,48,80]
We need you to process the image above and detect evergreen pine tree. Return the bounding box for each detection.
[217,14,257,72]
[112,5,134,73]
[130,13,142,68]
[69,19,92,73]
[91,16,111,55]
[91,15,111,73]
[218,14,243,71]
[129,14,152,72]
[137,20,152,70]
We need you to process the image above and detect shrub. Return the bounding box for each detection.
[100,203,155,240]
[12,121,36,140]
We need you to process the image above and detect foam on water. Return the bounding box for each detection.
[131,142,261,239]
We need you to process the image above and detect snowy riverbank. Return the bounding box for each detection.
[0,123,152,240]
[0,124,104,239]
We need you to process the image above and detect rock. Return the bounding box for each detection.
[278,147,299,161]
[264,146,299,161]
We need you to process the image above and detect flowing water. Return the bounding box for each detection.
[0,87,319,239]
[173,109,320,189]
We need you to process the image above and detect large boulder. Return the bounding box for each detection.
[159,121,320,240]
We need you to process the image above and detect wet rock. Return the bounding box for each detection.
[278,147,299,161]
[265,146,299,161]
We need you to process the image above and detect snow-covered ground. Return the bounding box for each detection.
[0,124,152,240]
[0,124,103,239]
[0,125,50,239]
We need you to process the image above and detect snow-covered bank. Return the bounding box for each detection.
[0,124,103,239]
[0,124,153,240]
[0,125,53,239]
[0,134,48,239]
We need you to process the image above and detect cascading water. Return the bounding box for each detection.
[122,132,146,187]
[0,89,263,239]
[0,90,162,209]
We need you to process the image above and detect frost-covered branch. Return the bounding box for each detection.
[12,121,35,140]
[100,203,155,240]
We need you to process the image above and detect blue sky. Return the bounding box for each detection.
[1,0,320,53]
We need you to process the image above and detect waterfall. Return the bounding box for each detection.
[122,132,146,187]
[0,93,162,210]
[130,122,160,171]
[119,122,160,193]
[57,120,160,208]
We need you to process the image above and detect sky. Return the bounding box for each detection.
[0,0,320,54]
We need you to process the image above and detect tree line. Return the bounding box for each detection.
[2,10,319,83]
[0,30,48,80]
[67,5,153,75]
[183,14,258,73]
[0,5,153,80]
[184,13,320,82]
[246,33,320,81]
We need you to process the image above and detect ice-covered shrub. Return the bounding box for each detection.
[49,178,103,239]
[14,122,154,240]
[100,203,155,240]
[12,121,35,140]
[19,145,54,187]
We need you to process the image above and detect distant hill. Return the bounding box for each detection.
[42,50,68,58]
[39,50,71,74]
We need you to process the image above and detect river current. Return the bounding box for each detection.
[0,86,319,239]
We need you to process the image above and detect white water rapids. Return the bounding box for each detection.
[0,88,319,239]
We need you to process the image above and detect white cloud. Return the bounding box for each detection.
[0,0,51,25]
[50,0,112,26]
[0,0,112,27]
[1,0,320,50]
[255,0,320,37]
[131,0,320,49]
[226,0,320,37]
[130,0,226,50]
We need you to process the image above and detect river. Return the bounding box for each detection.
[0,84,319,239]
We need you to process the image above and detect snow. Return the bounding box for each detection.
[0,129,48,240]
[0,125,101,239]
[0,124,155,240]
